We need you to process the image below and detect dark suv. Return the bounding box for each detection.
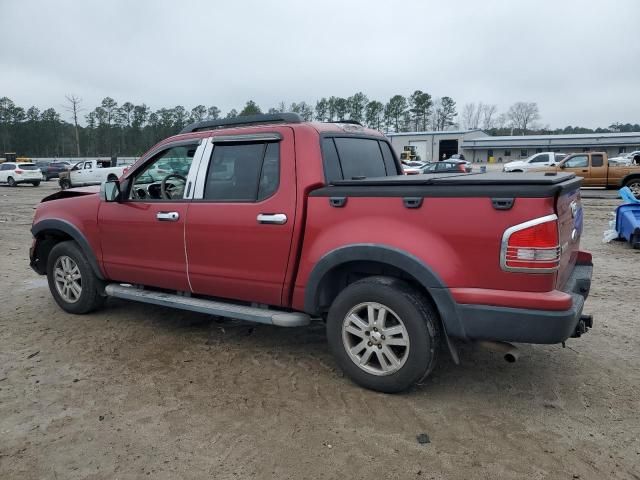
[37,161,70,180]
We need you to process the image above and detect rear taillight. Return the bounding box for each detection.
[501,214,560,272]
[15,169,23,174]
[458,164,465,172]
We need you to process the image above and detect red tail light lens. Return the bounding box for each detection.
[458,164,465,172]
[15,169,23,174]
[501,215,560,272]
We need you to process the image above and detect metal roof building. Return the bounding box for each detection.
[387,129,487,163]
[461,131,640,163]
[388,130,640,163]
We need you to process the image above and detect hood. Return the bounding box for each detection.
[40,186,100,203]
[505,160,526,166]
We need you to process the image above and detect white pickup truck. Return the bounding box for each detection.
[59,160,128,189]
[503,152,567,172]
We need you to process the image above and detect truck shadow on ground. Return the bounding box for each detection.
[95,297,579,400]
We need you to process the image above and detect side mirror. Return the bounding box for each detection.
[559,163,566,169]
[102,180,121,202]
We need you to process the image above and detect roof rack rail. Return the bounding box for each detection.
[180,113,303,134]
[327,119,363,126]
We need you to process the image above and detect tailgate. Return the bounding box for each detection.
[555,187,583,288]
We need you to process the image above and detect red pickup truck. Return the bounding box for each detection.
[29,114,593,392]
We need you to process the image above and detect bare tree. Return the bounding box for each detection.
[461,102,483,129]
[506,102,540,134]
[64,94,83,156]
[480,104,497,130]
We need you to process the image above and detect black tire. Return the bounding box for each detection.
[107,174,118,182]
[624,178,640,199]
[326,276,440,393]
[46,241,105,314]
[59,178,71,189]
[32,181,40,187]
[7,176,16,187]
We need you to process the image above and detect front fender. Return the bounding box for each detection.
[31,219,105,280]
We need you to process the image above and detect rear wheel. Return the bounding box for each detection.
[624,178,640,198]
[7,176,16,187]
[326,276,440,393]
[32,181,40,187]
[46,241,105,314]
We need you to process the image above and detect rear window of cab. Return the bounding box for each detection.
[321,137,399,183]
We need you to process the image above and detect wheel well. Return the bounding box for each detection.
[32,230,74,274]
[623,174,640,185]
[315,261,435,315]
[107,174,118,180]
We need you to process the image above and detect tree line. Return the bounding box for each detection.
[0,94,638,158]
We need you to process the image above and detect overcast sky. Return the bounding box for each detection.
[1,0,639,128]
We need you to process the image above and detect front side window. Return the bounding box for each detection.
[84,162,93,169]
[203,142,280,202]
[564,155,589,168]
[130,144,197,200]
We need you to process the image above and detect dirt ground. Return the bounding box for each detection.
[1,181,638,480]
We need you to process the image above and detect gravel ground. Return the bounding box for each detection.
[0,181,638,480]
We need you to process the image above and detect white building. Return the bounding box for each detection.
[388,130,640,163]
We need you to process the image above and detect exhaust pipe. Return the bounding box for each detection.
[477,340,520,363]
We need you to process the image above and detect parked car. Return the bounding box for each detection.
[608,151,640,166]
[35,161,71,181]
[0,162,41,186]
[402,161,428,175]
[503,152,567,172]
[30,113,594,393]
[421,159,471,173]
[58,160,128,189]
[530,151,640,197]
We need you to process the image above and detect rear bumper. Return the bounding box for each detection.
[455,257,593,344]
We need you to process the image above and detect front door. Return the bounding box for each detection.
[560,154,590,183]
[98,141,204,291]
[185,129,297,306]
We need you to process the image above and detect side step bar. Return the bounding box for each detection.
[104,284,311,327]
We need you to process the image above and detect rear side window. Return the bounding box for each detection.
[531,154,550,163]
[591,154,603,167]
[322,137,399,182]
[204,142,280,201]
[19,164,39,170]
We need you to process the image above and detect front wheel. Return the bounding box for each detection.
[624,178,640,198]
[59,178,71,189]
[107,174,118,182]
[326,276,440,393]
[46,241,105,314]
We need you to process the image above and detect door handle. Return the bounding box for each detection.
[156,211,180,222]
[257,213,287,225]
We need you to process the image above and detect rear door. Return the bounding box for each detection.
[588,153,607,187]
[185,129,296,306]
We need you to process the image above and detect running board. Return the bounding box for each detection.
[104,284,311,327]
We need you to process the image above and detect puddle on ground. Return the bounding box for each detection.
[23,278,48,290]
